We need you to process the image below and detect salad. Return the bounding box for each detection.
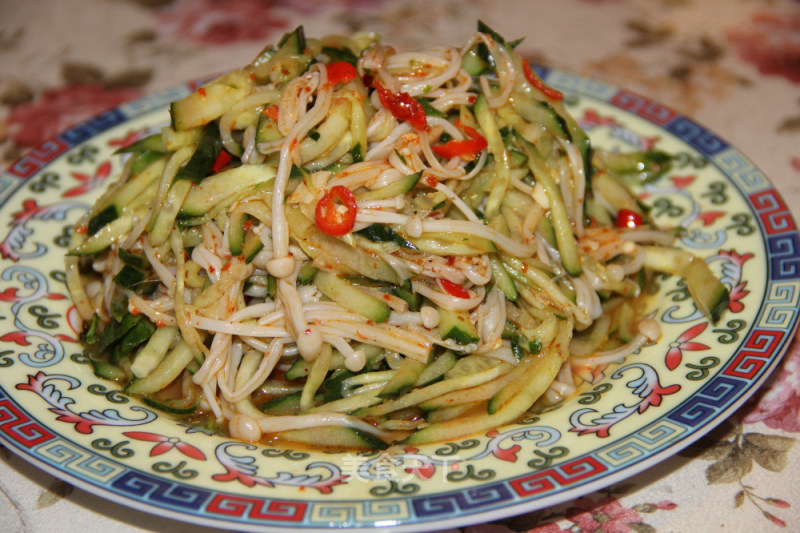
[66,22,729,449]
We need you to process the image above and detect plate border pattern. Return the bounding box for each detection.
[0,68,797,532]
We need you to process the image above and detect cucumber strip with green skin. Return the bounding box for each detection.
[378,357,426,399]
[258,391,303,416]
[255,110,281,145]
[501,254,584,320]
[438,307,479,345]
[315,369,355,403]
[508,148,528,168]
[130,325,179,378]
[393,280,421,311]
[418,371,513,411]
[405,232,497,256]
[87,205,118,237]
[277,426,388,450]
[358,361,511,417]
[112,264,147,291]
[170,68,255,131]
[300,346,332,411]
[275,25,306,56]
[149,178,193,247]
[71,178,159,256]
[286,207,401,284]
[594,150,672,185]
[285,353,342,381]
[173,123,222,184]
[414,350,457,387]
[118,248,148,269]
[306,387,383,414]
[551,100,593,180]
[299,100,350,164]
[260,391,302,415]
[445,354,502,379]
[425,402,479,423]
[115,133,167,155]
[71,215,135,256]
[416,97,447,118]
[615,302,635,343]
[461,48,490,76]
[356,224,417,249]
[110,294,129,323]
[97,313,140,352]
[511,97,568,139]
[486,346,545,415]
[124,340,195,395]
[354,171,421,203]
[314,270,391,323]
[297,261,318,284]
[180,164,276,218]
[535,172,582,276]
[477,19,509,45]
[489,254,518,301]
[591,171,644,216]
[129,150,167,178]
[536,216,557,248]
[284,344,382,381]
[642,246,730,324]
[584,194,613,226]
[282,360,308,383]
[404,344,561,445]
[515,136,582,276]
[474,94,510,219]
[161,125,203,151]
[142,396,198,415]
[83,314,101,345]
[241,231,264,263]
[322,45,358,65]
[110,317,156,363]
[112,317,156,364]
[90,359,127,381]
[85,156,165,237]
[227,211,250,256]
[403,237,485,257]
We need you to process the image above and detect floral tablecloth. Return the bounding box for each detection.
[1,0,799,531]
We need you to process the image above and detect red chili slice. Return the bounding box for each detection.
[431,124,487,159]
[439,278,471,299]
[522,60,564,101]
[210,150,232,173]
[375,83,429,131]
[315,185,358,236]
[263,104,279,121]
[326,61,358,86]
[615,208,645,229]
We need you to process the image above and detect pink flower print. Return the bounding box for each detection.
[8,85,141,149]
[727,11,800,83]
[742,336,800,432]
[155,0,289,45]
[565,497,642,533]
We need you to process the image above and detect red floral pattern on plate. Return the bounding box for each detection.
[727,10,800,83]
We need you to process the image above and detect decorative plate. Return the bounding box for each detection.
[0,68,798,532]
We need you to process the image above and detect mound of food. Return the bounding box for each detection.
[66,22,728,449]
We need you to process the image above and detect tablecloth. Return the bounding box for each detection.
[0,0,798,531]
